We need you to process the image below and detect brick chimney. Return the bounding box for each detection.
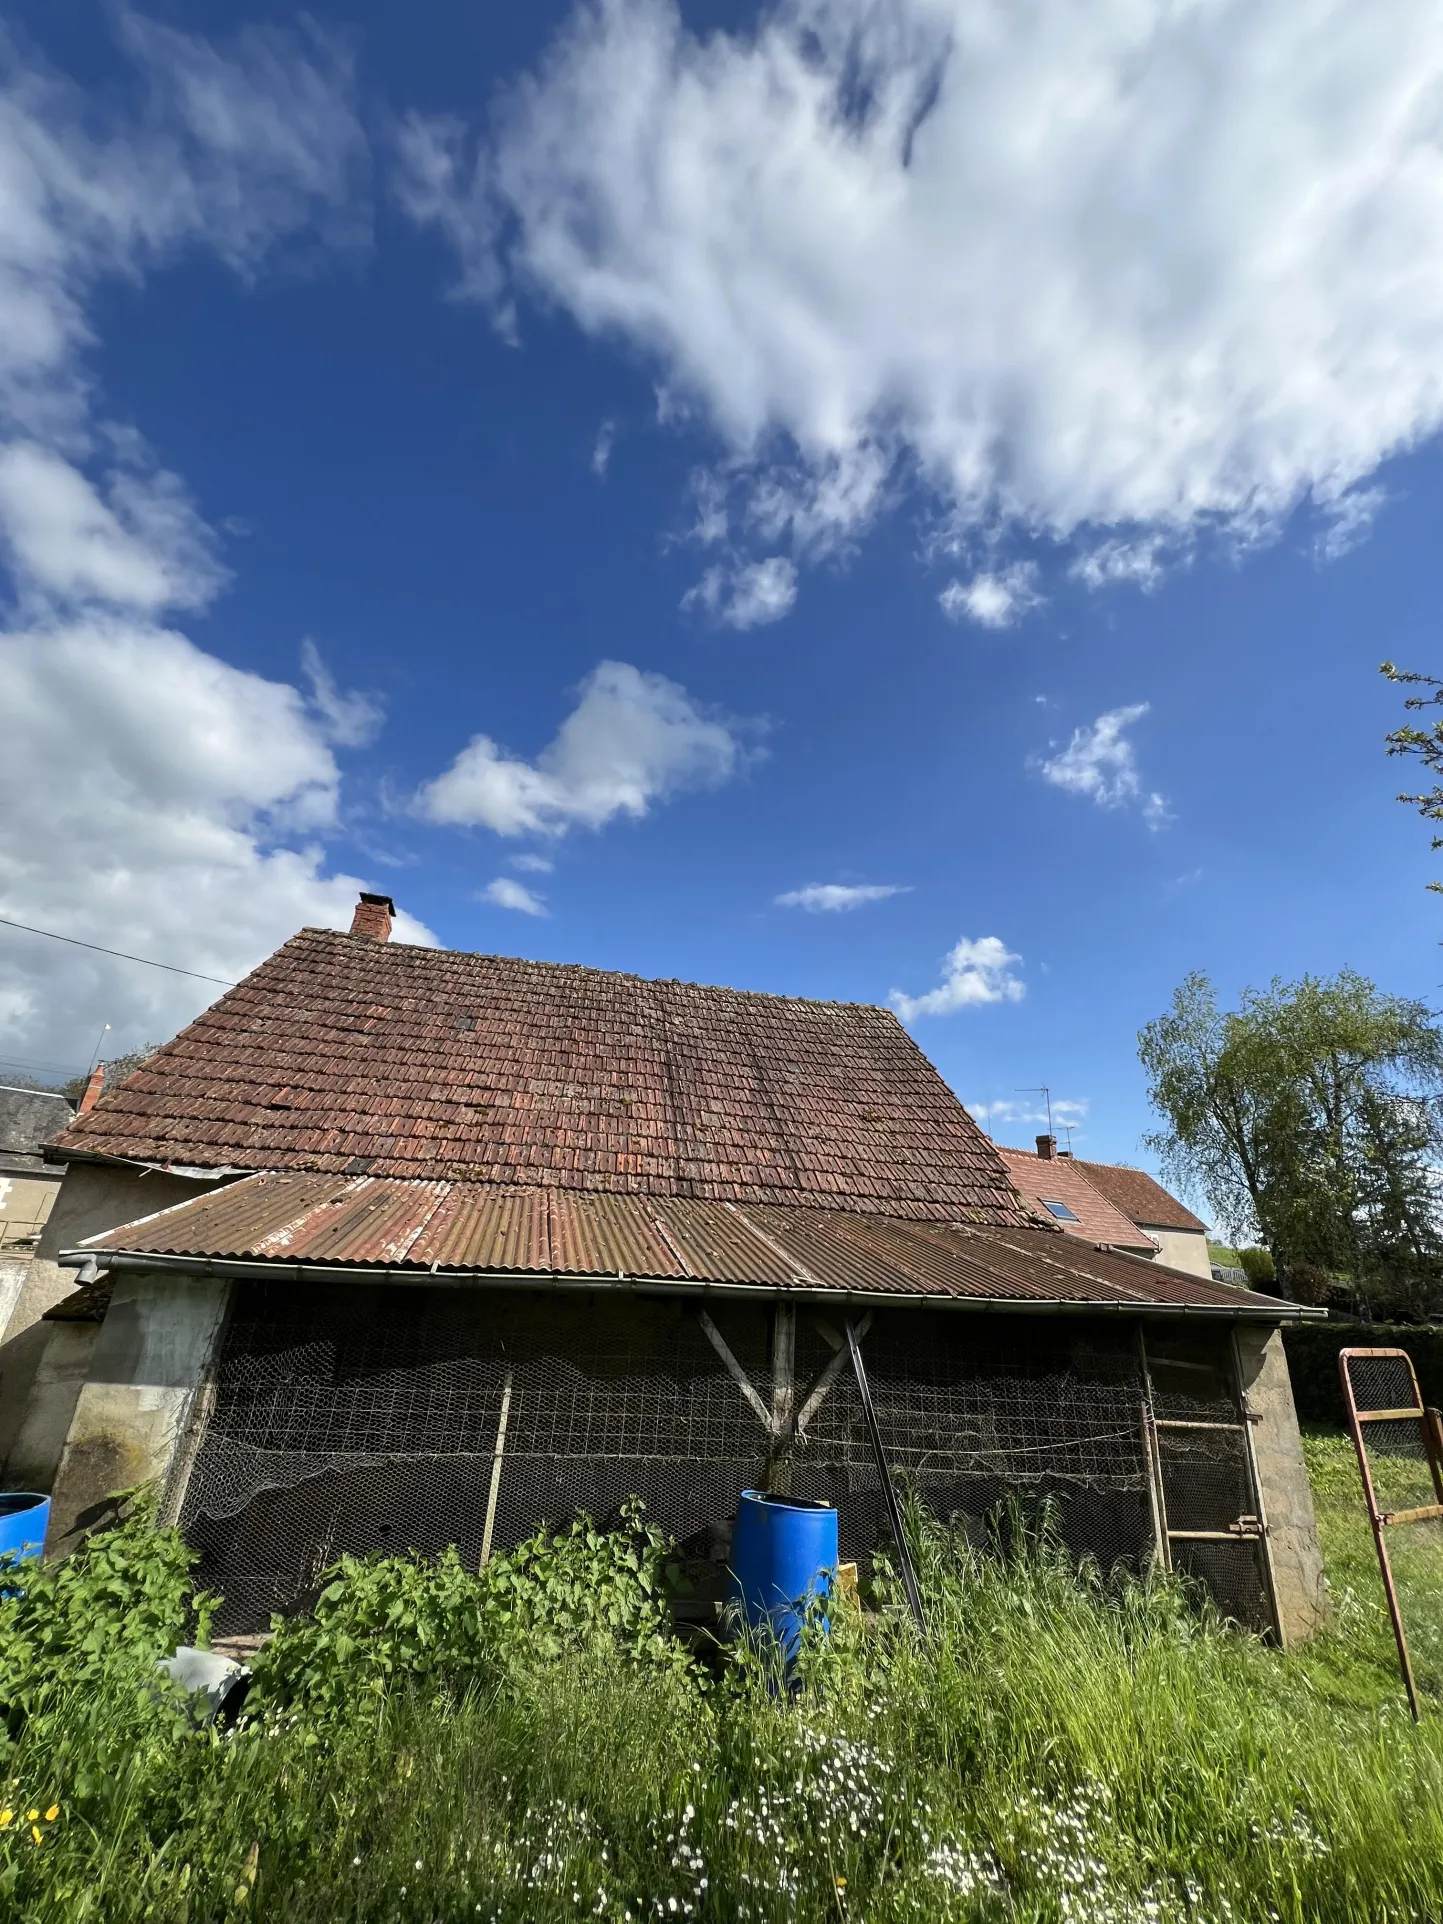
[350,892,395,941]
[1035,1133,1056,1160]
[78,1063,106,1116]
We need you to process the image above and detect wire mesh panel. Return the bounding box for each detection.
[1340,1347,1443,1716]
[180,1284,774,1638]
[178,1284,1278,1639]
[788,1312,1157,1578]
[1142,1332,1273,1632]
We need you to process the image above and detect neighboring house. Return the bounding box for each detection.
[0,1067,123,1494]
[0,1085,74,1339]
[0,1085,72,1258]
[27,896,1326,1644]
[996,1143,1159,1258]
[1067,1155,1214,1279]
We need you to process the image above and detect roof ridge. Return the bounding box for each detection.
[287,926,897,1013]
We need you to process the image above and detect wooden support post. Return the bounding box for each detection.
[479,1367,513,1569]
[766,1302,796,1491]
[1135,1326,1170,1572]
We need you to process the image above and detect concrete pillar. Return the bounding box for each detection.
[3,1321,101,1496]
[1236,1323,1329,1644]
[46,1269,230,1554]
[0,1162,226,1489]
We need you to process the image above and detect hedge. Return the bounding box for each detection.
[1282,1320,1443,1426]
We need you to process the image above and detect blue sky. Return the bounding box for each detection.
[1,0,1440,1184]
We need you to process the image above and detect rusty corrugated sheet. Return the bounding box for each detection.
[79,1171,1288,1314]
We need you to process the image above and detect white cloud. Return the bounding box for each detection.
[0,442,225,612]
[0,10,366,441]
[591,418,616,476]
[890,936,1025,1022]
[1316,484,1388,562]
[510,852,553,873]
[417,659,747,837]
[0,18,410,1079]
[1068,537,1168,594]
[776,883,906,912]
[300,638,384,748]
[0,618,433,1071]
[967,1096,1089,1135]
[683,556,797,628]
[938,563,1042,630]
[404,0,1443,587]
[1036,704,1170,828]
[482,876,548,916]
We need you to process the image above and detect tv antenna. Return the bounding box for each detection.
[1016,1084,1052,1135]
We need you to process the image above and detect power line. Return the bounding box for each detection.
[0,915,236,987]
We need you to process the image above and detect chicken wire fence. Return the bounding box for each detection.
[1340,1347,1443,1717]
[171,1281,1275,1640]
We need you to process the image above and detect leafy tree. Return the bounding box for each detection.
[1381,661,1443,891]
[1140,971,1443,1303]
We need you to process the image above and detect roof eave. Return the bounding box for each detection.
[60,1245,1327,1321]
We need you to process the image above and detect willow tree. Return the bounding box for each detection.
[1140,971,1443,1302]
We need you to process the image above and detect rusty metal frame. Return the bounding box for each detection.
[1339,1346,1443,1720]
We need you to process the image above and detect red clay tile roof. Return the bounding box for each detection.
[1068,1159,1209,1234]
[995,1149,1159,1252]
[76,1171,1302,1316]
[48,928,1030,1225]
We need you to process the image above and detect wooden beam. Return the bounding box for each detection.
[796,1310,872,1435]
[698,1309,774,1432]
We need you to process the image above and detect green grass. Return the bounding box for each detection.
[5,1451,1443,1922]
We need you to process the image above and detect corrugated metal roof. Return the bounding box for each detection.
[77,1172,1297,1315]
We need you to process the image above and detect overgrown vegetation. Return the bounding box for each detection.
[5,1461,1443,1922]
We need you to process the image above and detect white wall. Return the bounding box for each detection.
[1147,1226,1213,1279]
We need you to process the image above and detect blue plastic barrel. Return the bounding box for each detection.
[727,1490,838,1660]
[0,1493,49,1570]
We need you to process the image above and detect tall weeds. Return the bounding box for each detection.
[3,1454,1442,1922]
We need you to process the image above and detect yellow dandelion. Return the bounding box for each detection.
[0,1810,12,1829]
[31,1826,44,1846]
[26,1810,39,1824]
[44,1806,59,1823]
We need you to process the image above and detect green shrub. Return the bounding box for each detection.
[1283,1319,1443,1422]
[1237,1245,1276,1286]
[0,1493,208,1733]
[249,1497,691,1722]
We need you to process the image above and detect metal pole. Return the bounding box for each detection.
[845,1319,925,1633]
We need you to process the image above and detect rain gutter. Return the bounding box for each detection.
[58,1247,1326,1323]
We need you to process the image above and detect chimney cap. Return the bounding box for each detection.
[350,892,396,941]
